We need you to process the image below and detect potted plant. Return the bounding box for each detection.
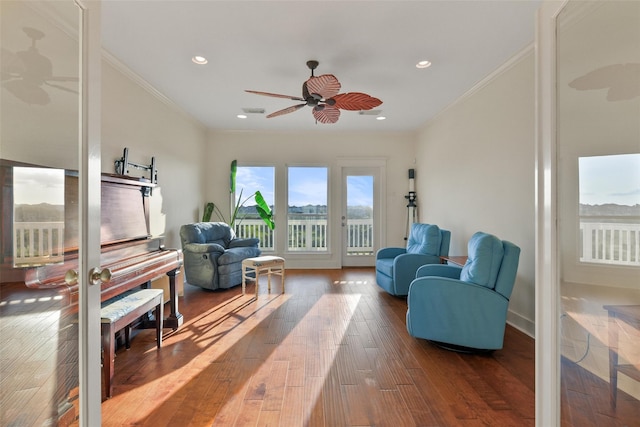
[202,160,275,230]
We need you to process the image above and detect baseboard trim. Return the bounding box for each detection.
[507,310,535,338]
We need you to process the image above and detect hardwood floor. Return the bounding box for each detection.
[98,268,633,426]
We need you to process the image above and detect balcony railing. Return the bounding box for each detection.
[13,221,65,266]
[580,221,640,265]
[235,218,373,254]
[13,220,639,266]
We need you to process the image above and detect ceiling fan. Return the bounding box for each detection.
[245,60,382,124]
[1,27,79,105]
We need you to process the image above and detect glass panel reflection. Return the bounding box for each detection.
[13,167,65,267]
[1,1,82,425]
[557,1,640,424]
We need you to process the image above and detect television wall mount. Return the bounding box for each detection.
[114,147,157,195]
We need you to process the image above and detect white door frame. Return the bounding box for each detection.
[535,2,568,426]
[77,0,103,424]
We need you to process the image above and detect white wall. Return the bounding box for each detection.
[0,0,207,252]
[206,130,416,268]
[101,59,208,249]
[415,48,536,336]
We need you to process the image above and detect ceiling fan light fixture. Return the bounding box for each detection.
[416,60,432,69]
[376,116,386,121]
[192,55,208,65]
[245,60,382,124]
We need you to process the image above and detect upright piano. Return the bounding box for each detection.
[0,159,183,426]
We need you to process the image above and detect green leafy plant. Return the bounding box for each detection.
[202,160,275,229]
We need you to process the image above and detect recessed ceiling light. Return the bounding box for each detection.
[416,60,432,69]
[237,114,247,119]
[376,116,386,121]
[192,55,208,65]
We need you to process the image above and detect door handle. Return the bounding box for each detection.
[89,267,112,286]
[64,268,112,286]
[64,269,79,286]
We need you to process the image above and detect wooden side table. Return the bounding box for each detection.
[603,304,640,409]
[242,256,285,296]
[439,256,468,268]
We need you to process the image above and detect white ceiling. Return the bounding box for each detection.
[101,0,542,133]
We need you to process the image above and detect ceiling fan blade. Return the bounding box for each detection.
[266,103,306,118]
[45,81,79,94]
[3,79,50,105]
[48,76,79,82]
[331,92,382,111]
[245,90,305,101]
[305,74,340,100]
[1,48,25,81]
[312,105,340,124]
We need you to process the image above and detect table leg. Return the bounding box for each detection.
[242,265,246,295]
[608,311,620,409]
[164,269,183,330]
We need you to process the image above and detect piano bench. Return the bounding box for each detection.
[100,288,164,400]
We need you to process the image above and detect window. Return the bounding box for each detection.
[234,166,275,251]
[287,166,328,252]
[579,153,640,265]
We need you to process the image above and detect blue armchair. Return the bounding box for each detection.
[375,223,451,296]
[179,222,262,290]
[406,231,520,351]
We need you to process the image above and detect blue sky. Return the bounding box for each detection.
[579,153,640,206]
[235,166,275,205]
[236,166,373,207]
[13,167,65,205]
[346,175,373,207]
[20,155,636,209]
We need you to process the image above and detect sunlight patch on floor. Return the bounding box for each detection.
[222,292,362,425]
[106,292,292,422]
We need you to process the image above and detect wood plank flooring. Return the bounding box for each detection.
[99,268,636,426]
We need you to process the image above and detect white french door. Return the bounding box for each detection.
[0,1,102,425]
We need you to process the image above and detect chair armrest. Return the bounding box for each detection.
[415,264,461,279]
[409,276,506,302]
[183,242,225,255]
[388,253,441,296]
[395,253,441,272]
[376,247,406,260]
[229,238,260,248]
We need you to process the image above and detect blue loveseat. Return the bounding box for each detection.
[179,222,261,290]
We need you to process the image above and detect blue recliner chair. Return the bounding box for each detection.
[375,223,451,296]
[406,231,520,351]
[180,222,262,290]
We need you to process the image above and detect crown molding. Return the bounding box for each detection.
[102,49,206,130]
[422,43,534,129]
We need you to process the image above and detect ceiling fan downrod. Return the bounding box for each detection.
[306,60,319,77]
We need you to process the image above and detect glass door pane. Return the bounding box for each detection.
[557,1,640,424]
[342,168,379,267]
[1,1,84,424]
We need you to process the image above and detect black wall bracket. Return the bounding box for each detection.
[114,147,157,196]
[115,147,157,183]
